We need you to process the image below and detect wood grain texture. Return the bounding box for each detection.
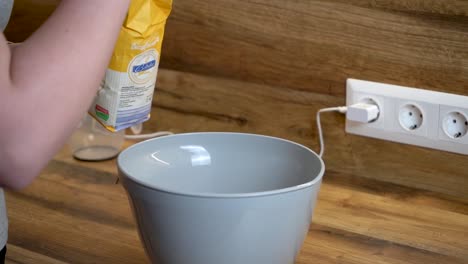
[6,244,67,264]
[160,0,468,96]
[6,160,146,264]
[5,141,468,263]
[331,0,468,16]
[5,0,468,96]
[3,0,59,42]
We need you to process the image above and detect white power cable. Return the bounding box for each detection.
[316,103,380,157]
[316,106,347,157]
[125,131,174,140]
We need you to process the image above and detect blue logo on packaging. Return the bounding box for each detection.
[132,60,156,73]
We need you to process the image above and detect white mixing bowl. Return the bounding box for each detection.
[118,132,325,264]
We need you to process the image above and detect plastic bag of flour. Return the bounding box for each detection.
[89,0,172,132]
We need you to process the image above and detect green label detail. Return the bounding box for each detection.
[96,111,109,121]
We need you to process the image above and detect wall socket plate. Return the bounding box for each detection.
[346,79,468,155]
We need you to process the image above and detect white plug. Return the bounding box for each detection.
[346,103,380,123]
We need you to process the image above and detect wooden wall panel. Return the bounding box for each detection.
[331,0,468,16]
[5,1,468,97]
[3,0,59,42]
[160,0,468,96]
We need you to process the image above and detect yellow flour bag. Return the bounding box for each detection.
[89,0,172,132]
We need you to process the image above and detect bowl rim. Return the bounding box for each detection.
[117,132,325,198]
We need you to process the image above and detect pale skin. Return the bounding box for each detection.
[0,0,131,189]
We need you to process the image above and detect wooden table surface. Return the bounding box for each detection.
[4,142,468,264]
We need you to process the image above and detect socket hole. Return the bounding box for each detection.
[399,104,423,131]
[442,111,468,140]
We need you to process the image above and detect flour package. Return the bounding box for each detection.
[89,0,172,132]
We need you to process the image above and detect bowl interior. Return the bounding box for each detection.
[118,133,324,196]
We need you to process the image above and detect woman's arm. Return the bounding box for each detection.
[0,0,130,189]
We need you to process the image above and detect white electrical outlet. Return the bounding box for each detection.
[346,79,468,155]
[439,106,468,144]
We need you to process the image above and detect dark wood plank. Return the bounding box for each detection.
[6,194,146,264]
[3,0,59,42]
[298,225,467,264]
[5,1,468,97]
[5,161,146,264]
[160,0,468,96]
[328,0,468,16]
[315,181,468,259]
[6,244,67,264]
